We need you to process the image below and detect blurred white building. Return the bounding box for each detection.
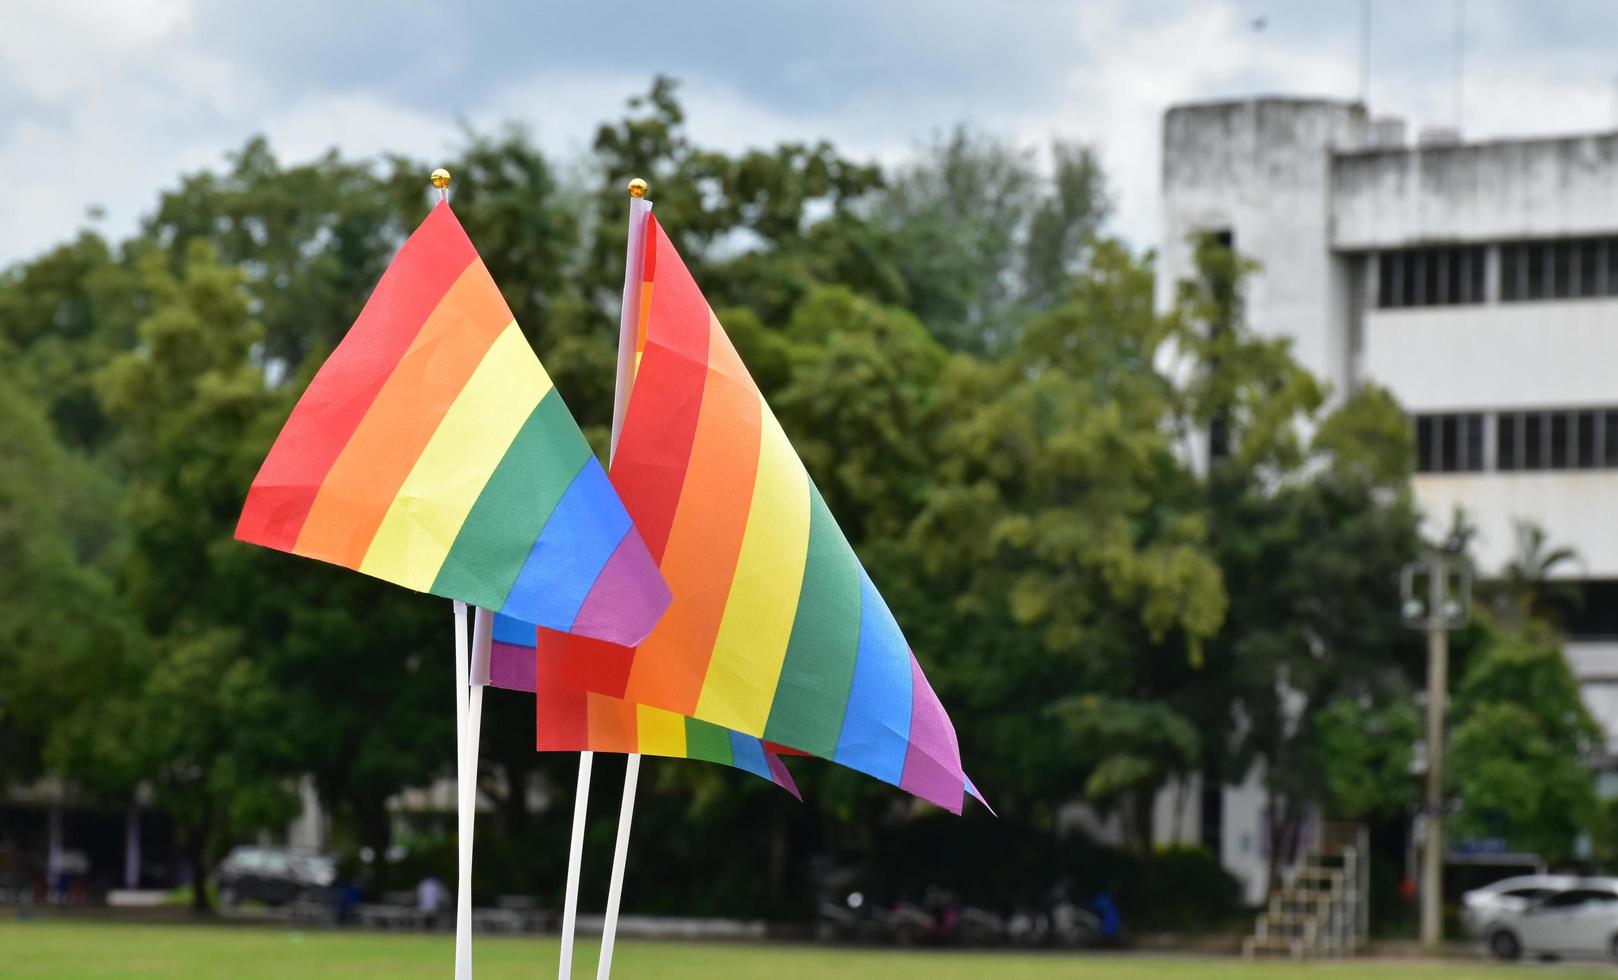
[1153,96,1618,902]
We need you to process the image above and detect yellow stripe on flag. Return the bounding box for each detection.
[636,704,688,758]
[696,401,811,735]
[361,323,552,588]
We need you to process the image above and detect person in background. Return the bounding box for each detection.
[418,875,446,930]
[1094,884,1121,944]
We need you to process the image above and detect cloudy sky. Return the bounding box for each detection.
[5,0,1618,265]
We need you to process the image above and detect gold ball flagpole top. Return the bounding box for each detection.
[627,177,648,199]
[430,168,452,190]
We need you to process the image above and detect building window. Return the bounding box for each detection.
[1378,245,1486,308]
[1415,412,1486,472]
[1577,410,1599,469]
[1559,580,1618,639]
[1497,413,1518,469]
[1501,236,1618,301]
[1495,409,1610,471]
[1551,414,1570,468]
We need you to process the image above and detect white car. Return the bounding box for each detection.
[1461,875,1578,938]
[1478,881,1618,961]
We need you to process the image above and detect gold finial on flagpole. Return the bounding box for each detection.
[431,168,452,202]
[627,177,648,199]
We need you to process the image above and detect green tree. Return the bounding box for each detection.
[1447,617,1601,861]
[0,372,128,795]
[1312,698,1421,819]
[584,76,889,330]
[908,240,1224,845]
[0,232,143,450]
[1157,231,1427,890]
[1491,520,1582,628]
[80,243,297,908]
[143,138,423,370]
[771,287,948,544]
[1217,388,1424,889]
[875,126,1110,353]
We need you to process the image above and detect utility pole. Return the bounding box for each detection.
[1359,0,1372,106]
[1453,0,1466,132]
[1401,552,1470,951]
[1421,563,1449,949]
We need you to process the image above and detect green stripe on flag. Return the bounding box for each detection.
[431,390,593,607]
[684,717,736,766]
[763,479,863,757]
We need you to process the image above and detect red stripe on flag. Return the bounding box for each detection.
[641,220,658,283]
[536,638,591,752]
[762,741,811,758]
[544,627,635,700]
[236,202,476,551]
[608,217,712,561]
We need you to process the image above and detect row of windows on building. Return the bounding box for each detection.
[1414,408,1618,473]
[1376,236,1618,308]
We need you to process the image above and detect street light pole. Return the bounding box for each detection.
[1421,562,1449,950]
[1401,551,1469,952]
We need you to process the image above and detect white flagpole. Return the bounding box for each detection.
[557,751,594,979]
[557,178,652,980]
[451,599,472,980]
[593,178,654,980]
[595,754,640,979]
[457,606,492,977]
[434,167,480,980]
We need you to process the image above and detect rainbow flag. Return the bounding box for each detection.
[543,215,979,813]
[485,614,797,794]
[236,203,670,647]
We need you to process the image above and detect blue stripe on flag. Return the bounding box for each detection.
[727,730,771,780]
[502,459,632,632]
[831,569,914,785]
[492,612,534,646]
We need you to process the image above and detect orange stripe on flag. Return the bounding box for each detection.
[293,261,513,568]
[624,314,762,715]
[634,282,653,360]
[587,692,639,755]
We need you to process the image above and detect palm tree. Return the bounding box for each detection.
[1495,520,1582,628]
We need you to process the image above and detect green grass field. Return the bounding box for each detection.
[3,920,1612,979]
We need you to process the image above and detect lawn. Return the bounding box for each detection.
[3,920,1611,979]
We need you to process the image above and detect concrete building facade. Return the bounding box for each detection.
[1154,97,1618,902]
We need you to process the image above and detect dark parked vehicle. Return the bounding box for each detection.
[214,846,335,909]
[817,887,1019,947]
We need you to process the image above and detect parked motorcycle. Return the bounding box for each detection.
[1007,890,1102,948]
[814,891,887,943]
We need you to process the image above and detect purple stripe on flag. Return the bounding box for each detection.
[898,653,965,814]
[766,754,803,800]
[489,640,536,693]
[569,525,671,648]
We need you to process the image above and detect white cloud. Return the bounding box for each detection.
[0,0,196,103]
[1051,2,1359,246]
[5,0,1618,265]
[264,92,447,165]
